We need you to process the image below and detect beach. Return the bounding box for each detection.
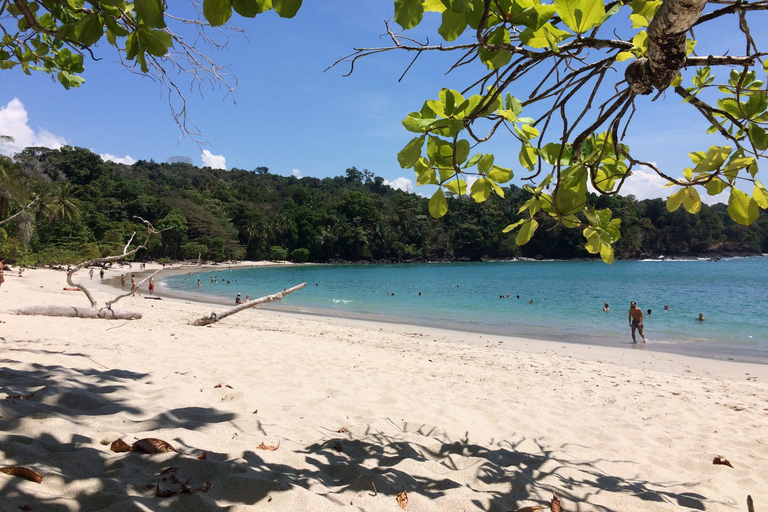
[1,264,767,511]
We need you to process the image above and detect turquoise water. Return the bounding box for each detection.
[161,258,768,362]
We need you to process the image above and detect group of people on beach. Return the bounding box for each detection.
[602,301,706,344]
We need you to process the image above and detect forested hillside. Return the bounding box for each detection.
[1,146,766,265]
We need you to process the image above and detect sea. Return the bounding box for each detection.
[159,257,768,363]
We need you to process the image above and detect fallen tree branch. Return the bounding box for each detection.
[13,305,142,320]
[192,282,306,326]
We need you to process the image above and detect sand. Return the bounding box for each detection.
[1,264,767,511]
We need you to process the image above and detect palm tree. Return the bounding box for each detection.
[242,221,259,256]
[37,181,82,248]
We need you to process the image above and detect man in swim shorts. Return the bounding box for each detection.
[628,301,646,343]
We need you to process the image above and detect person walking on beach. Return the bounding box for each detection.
[148,277,155,296]
[99,268,104,280]
[0,258,5,289]
[628,301,645,343]
[130,274,136,290]
[89,268,94,280]
[120,274,125,290]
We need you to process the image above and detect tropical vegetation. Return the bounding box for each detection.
[1,146,766,266]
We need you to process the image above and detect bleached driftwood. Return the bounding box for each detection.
[193,282,306,326]
[14,305,142,320]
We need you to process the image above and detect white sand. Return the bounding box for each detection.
[1,265,767,511]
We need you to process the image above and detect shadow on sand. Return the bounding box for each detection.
[1,345,715,511]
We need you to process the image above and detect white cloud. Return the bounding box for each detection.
[291,169,301,178]
[0,98,66,155]
[618,165,727,205]
[384,177,413,193]
[201,149,227,169]
[100,153,136,165]
[619,166,671,201]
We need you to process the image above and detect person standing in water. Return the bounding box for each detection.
[628,301,646,343]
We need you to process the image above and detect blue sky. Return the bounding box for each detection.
[1,2,763,203]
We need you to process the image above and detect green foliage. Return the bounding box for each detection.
[0,0,296,86]
[268,245,289,260]
[4,146,766,268]
[291,247,310,262]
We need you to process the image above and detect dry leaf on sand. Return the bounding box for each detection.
[110,439,132,453]
[5,392,36,400]
[0,466,44,483]
[332,441,343,453]
[197,451,207,460]
[256,441,280,451]
[396,491,408,510]
[550,492,562,512]
[155,480,178,498]
[132,438,179,454]
[336,427,346,433]
[510,506,546,512]
[713,456,734,468]
[214,383,233,389]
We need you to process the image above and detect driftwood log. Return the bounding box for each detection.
[14,305,142,320]
[193,282,306,326]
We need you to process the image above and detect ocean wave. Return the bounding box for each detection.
[332,299,353,304]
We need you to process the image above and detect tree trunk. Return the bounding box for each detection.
[14,305,142,319]
[193,282,306,326]
[625,0,709,94]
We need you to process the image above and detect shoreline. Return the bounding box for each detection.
[141,262,768,366]
[2,267,767,511]
[96,261,768,368]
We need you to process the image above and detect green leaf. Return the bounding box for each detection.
[478,26,511,69]
[395,0,424,29]
[487,165,513,183]
[718,97,744,120]
[502,219,525,233]
[753,180,768,209]
[704,177,727,196]
[683,167,693,182]
[429,189,449,218]
[554,0,605,33]
[615,51,634,62]
[520,23,571,49]
[272,0,302,17]
[470,177,491,202]
[519,145,537,170]
[727,187,759,225]
[477,153,494,172]
[599,243,614,264]
[744,90,768,119]
[138,27,172,56]
[438,9,467,41]
[454,139,470,164]
[135,0,166,28]
[666,188,685,212]
[104,16,129,37]
[748,123,768,151]
[398,136,425,168]
[681,186,701,214]
[204,0,233,26]
[232,0,260,17]
[74,13,103,46]
[444,178,467,195]
[125,31,139,59]
[515,219,539,246]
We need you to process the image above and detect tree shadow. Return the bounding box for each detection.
[1,349,723,511]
